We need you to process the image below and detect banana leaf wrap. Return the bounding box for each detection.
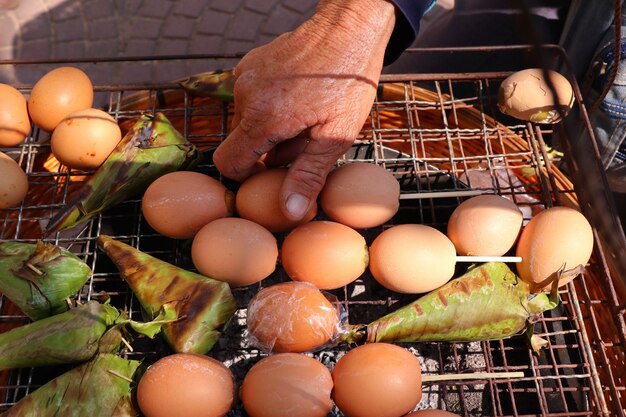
[178,69,235,101]
[46,112,202,233]
[0,300,171,371]
[343,263,559,352]
[97,235,237,354]
[0,241,92,320]
[1,354,140,417]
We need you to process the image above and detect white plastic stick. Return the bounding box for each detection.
[400,190,483,199]
[422,371,525,383]
[456,256,522,263]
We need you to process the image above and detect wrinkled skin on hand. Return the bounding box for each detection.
[213,0,396,221]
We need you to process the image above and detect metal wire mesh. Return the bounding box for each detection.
[0,50,624,416]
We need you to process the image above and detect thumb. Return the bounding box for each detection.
[279,131,353,221]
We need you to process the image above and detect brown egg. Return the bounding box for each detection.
[247,281,339,352]
[137,353,235,417]
[516,206,593,291]
[281,221,368,289]
[320,162,400,228]
[498,68,573,124]
[51,108,121,170]
[236,168,317,232]
[192,218,277,287]
[405,411,460,417]
[142,171,234,239]
[332,343,422,417]
[369,224,456,293]
[241,353,333,417]
[0,84,30,147]
[28,67,94,132]
[0,152,28,209]
[447,195,523,256]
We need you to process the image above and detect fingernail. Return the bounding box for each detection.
[286,193,310,220]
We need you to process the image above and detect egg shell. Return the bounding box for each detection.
[516,206,593,291]
[447,195,523,256]
[320,162,400,229]
[51,108,121,170]
[246,281,339,353]
[240,353,333,417]
[281,220,368,290]
[369,224,456,294]
[0,152,29,209]
[236,168,317,232]
[0,83,30,147]
[137,353,235,417]
[28,67,94,132]
[332,343,422,417]
[191,217,277,287]
[142,171,234,239]
[498,68,573,124]
[404,410,460,417]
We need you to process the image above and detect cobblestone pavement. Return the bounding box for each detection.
[0,0,318,85]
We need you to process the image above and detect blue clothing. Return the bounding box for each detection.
[385,0,436,64]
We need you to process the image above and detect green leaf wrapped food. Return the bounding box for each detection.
[46,112,202,233]
[1,354,140,417]
[97,235,237,354]
[0,300,172,371]
[0,241,92,320]
[343,262,558,352]
[178,69,235,101]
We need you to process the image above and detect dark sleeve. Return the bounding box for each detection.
[384,0,436,65]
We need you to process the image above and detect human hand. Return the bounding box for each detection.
[213,0,396,221]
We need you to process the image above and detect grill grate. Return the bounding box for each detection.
[1,49,624,416]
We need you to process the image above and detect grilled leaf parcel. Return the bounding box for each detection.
[1,354,140,417]
[0,241,91,320]
[97,235,237,354]
[343,262,559,352]
[46,112,202,234]
[0,300,172,371]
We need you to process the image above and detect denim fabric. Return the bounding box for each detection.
[561,0,626,192]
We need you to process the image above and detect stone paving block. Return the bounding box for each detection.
[245,0,281,14]
[83,0,118,21]
[282,0,317,14]
[130,17,162,39]
[87,17,119,40]
[150,60,187,83]
[54,40,85,58]
[172,1,208,18]
[223,39,254,55]
[87,39,119,57]
[227,9,266,42]
[211,0,244,14]
[139,0,174,19]
[47,0,80,21]
[162,15,195,38]
[15,39,51,59]
[55,18,85,42]
[197,10,230,36]
[19,17,52,41]
[13,0,47,22]
[261,6,301,36]
[118,61,153,83]
[188,34,222,54]
[0,15,17,47]
[156,38,188,55]
[125,38,157,56]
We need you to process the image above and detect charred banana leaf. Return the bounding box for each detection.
[0,241,92,320]
[0,300,171,371]
[46,112,202,233]
[1,353,140,417]
[179,69,235,101]
[97,235,237,354]
[343,262,558,352]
